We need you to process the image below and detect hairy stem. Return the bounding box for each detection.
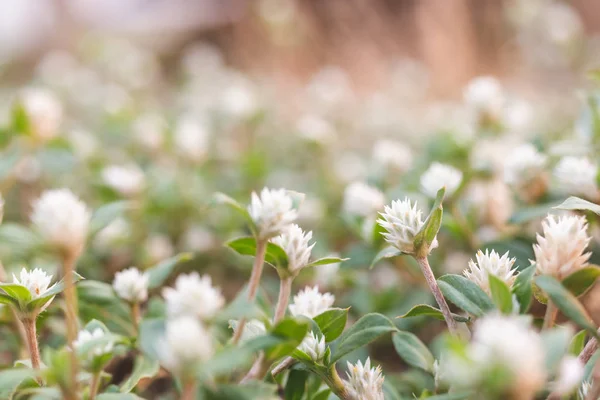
[415,256,458,335]
[89,372,101,400]
[273,277,292,324]
[63,253,80,398]
[131,302,141,335]
[181,378,197,400]
[233,239,267,344]
[23,318,41,370]
[542,301,558,330]
[580,336,599,365]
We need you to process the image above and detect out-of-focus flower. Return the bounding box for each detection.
[112,267,148,303]
[466,179,514,228]
[20,88,63,141]
[372,139,413,172]
[298,197,326,225]
[344,358,385,400]
[289,286,334,318]
[306,66,355,112]
[174,115,210,163]
[31,189,91,258]
[342,182,385,217]
[68,129,99,161]
[377,198,438,254]
[162,272,225,320]
[144,234,174,264]
[229,319,266,343]
[420,162,462,198]
[248,188,298,240]
[12,268,53,299]
[463,76,504,119]
[296,114,336,145]
[552,356,584,396]
[93,218,131,251]
[534,214,591,279]
[271,224,314,275]
[334,152,368,183]
[463,250,518,294]
[159,316,213,372]
[132,113,165,152]
[503,144,547,188]
[314,259,340,288]
[298,331,326,362]
[102,164,145,197]
[220,83,259,120]
[73,328,113,361]
[14,155,41,183]
[180,226,215,253]
[553,156,598,200]
[543,2,583,45]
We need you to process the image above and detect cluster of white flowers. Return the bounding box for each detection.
[73,328,114,358]
[13,268,53,299]
[112,267,149,303]
[298,331,326,362]
[248,188,298,239]
[159,316,214,373]
[162,272,225,320]
[342,182,385,217]
[372,139,413,172]
[30,189,91,257]
[533,214,591,279]
[289,286,335,318]
[229,319,266,343]
[271,224,314,274]
[420,162,463,198]
[463,250,519,294]
[377,198,437,254]
[101,164,145,197]
[553,156,599,200]
[503,143,547,188]
[344,358,385,400]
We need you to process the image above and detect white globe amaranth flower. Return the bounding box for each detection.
[554,156,599,199]
[271,224,315,275]
[132,112,165,151]
[229,319,266,343]
[179,225,215,252]
[298,331,326,362]
[289,286,334,318]
[31,189,91,257]
[552,356,584,396]
[174,115,210,163]
[220,83,259,120]
[372,139,413,172]
[73,328,113,358]
[144,234,174,264]
[248,187,298,239]
[342,182,385,217]
[534,214,591,279]
[344,357,385,400]
[420,162,463,198]
[296,114,336,145]
[377,198,438,254]
[13,268,53,299]
[20,88,63,141]
[162,272,225,320]
[101,164,145,197]
[159,316,214,372]
[112,267,149,303]
[463,250,518,295]
[93,218,131,251]
[503,144,547,187]
[463,76,504,117]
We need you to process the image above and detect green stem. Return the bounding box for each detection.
[322,365,351,400]
[89,372,101,400]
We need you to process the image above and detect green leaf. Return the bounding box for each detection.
[331,313,397,363]
[204,346,255,376]
[0,283,32,305]
[212,192,257,235]
[414,187,445,257]
[392,331,435,372]
[146,253,193,289]
[562,266,600,297]
[508,203,559,224]
[313,308,348,342]
[488,274,513,314]
[90,201,132,235]
[12,101,30,135]
[0,223,42,258]
[0,293,18,307]
[0,369,38,399]
[284,369,308,400]
[245,318,309,361]
[226,237,288,268]
[398,304,469,323]
[437,274,495,317]
[138,319,165,360]
[370,246,403,269]
[569,330,587,356]
[512,265,535,313]
[535,276,599,337]
[554,196,600,215]
[120,355,159,393]
[306,257,347,268]
[541,326,573,372]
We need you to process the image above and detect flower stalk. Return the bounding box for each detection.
[89,372,101,400]
[62,252,80,396]
[273,277,292,323]
[322,365,350,400]
[22,318,41,370]
[542,301,558,330]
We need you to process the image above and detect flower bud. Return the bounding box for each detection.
[554,156,599,200]
[289,286,334,318]
[101,164,145,197]
[463,250,518,295]
[342,182,385,217]
[420,162,462,198]
[298,331,326,362]
[248,188,298,240]
[112,267,149,303]
[271,224,315,276]
[162,272,224,320]
[344,357,385,400]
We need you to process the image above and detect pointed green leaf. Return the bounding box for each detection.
[331,313,397,363]
[226,237,288,268]
[370,246,403,269]
[0,293,18,307]
[306,257,347,268]
[508,203,559,224]
[313,308,348,342]
[120,355,159,393]
[90,201,132,235]
[569,330,587,356]
[0,283,32,304]
[0,368,38,399]
[488,274,513,314]
[512,265,535,313]
[212,192,257,234]
[398,304,469,323]
[562,266,600,297]
[414,187,445,257]
[146,253,193,289]
[554,196,600,215]
[392,331,435,372]
[284,369,309,400]
[437,274,495,317]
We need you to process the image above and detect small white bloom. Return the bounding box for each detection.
[463,76,504,117]
[229,319,266,343]
[14,156,42,183]
[554,156,599,199]
[159,316,213,372]
[343,182,385,217]
[13,268,53,299]
[179,226,215,252]
[420,162,462,198]
[220,84,258,120]
[248,188,298,239]
[31,189,91,257]
[68,129,99,161]
[112,267,149,303]
[372,139,413,172]
[271,224,315,274]
[102,164,145,197]
[289,286,334,318]
[132,113,165,151]
[377,198,438,254]
[174,115,210,162]
[93,218,131,250]
[503,144,547,187]
[534,214,591,279]
[463,250,518,295]
[344,358,385,400]
[144,234,174,264]
[162,272,225,320]
[298,331,326,362]
[296,114,336,145]
[552,356,584,396]
[73,328,113,358]
[20,88,63,141]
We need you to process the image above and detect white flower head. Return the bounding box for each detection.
[220,84,259,120]
[342,182,385,217]
[289,286,334,318]
[552,356,584,396]
[344,358,385,400]
[13,268,53,299]
[248,188,298,239]
[20,88,63,141]
[554,157,599,199]
[101,164,145,197]
[463,76,504,117]
[73,328,113,359]
[132,113,166,152]
[298,331,326,362]
[372,139,413,172]
[112,267,149,303]
[144,234,174,264]
[420,162,463,198]
[534,214,591,279]
[271,224,315,274]
[503,144,547,187]
[229,319,266,343]
[377,198,438,254]
[162,272,225,320]
[174,115,210,163]
[296,114,336,145]
[463,250,518,294]
[159,316,214,372]
[31,189,91,257]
